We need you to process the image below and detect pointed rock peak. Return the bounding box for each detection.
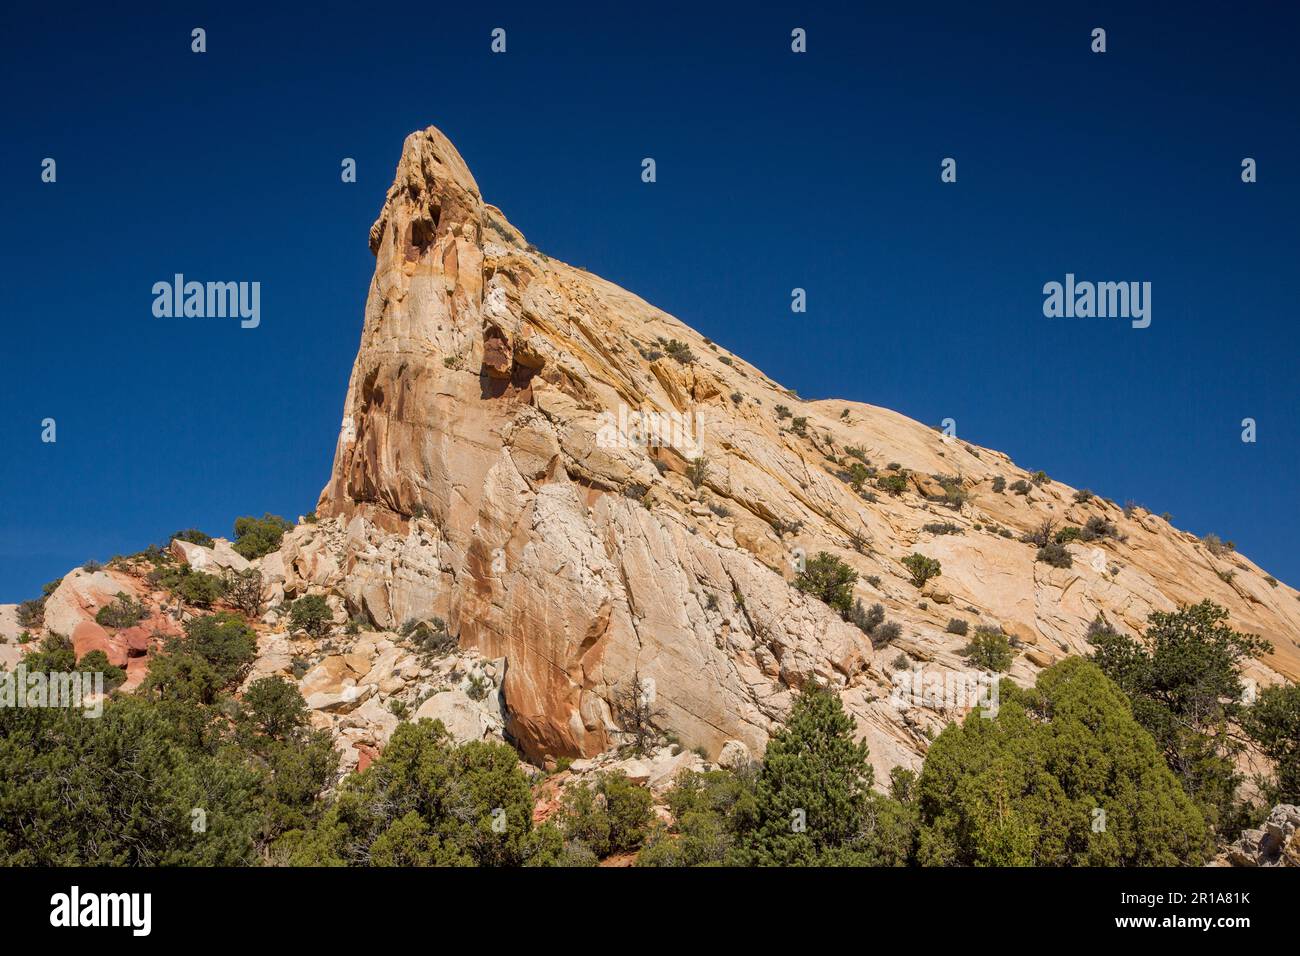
[368,125,485,255]
[396,126,480,199]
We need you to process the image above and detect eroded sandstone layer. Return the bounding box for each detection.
[292,125,1300,775]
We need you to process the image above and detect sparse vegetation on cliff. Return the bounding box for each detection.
[793,552,857,616]
[232,513,293,560]
[962,626,1014,672]
[901,553,941,589]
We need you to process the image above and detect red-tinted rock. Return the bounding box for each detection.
[72,620,129,668]
[119,625,156,655]
[122,656,151,693]
[356,743,380,773]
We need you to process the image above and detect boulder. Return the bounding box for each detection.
[347,695,400,745]
[717,739,752,769]
[42,569,127,637]
[609,747,704,794]
[305,682,374,713]
[260,551,287,586]
[414,688,491,744]
[71,620,128,668]
[1221,804,1300,866]
[170,537,250,573]
[300,655,366,698]
[118,625,155,655]
[122,656,151,693]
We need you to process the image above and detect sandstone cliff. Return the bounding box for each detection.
[272,125,1300,777]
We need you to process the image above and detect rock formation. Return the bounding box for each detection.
[1214,804,1300,866]
[257,125,1300,777]
[7,127,1296,787]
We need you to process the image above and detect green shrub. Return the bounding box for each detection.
[240,676,311,742]
[845,462,872,491]
[872,621,902,646]
[16,600,44,630]
[923,522,962,536]
[403,618,456,657]
[279,719,552,867]
[562,772,653,858]
[794,553,857,616]
[1088,601,1272,837]
[223,568,264,616]
[178,612,259,686]
[962,627,1013,672]
[172,528,214,548]
[232,513,293,560]
[930,475,969,510]
[7,652,335,865]
[877,474,908,497]
[1036,541,1073,568]
[686,456,708,488]
[901,553,941,589]
[1244,683,1300,805]
[1080,516,1118,541]
[662,339,695,364]
[1009,479,1032,495]
[1201,533,1235,557]
[20,632,77,672]
[76,650,127,692]
[736,687,879,866]
[152,565,226,607]
[94,592,149,629]
[991,476,1006,493]
[916,657,1212,866]
[637,768,756,867]
[467,673,491,702]
[945,618,969,636]
[847,599,885,637]
[288,595,332,638]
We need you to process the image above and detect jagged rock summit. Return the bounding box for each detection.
[279,125,1300,775]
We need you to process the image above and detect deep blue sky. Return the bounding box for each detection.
[2,1,1297,601]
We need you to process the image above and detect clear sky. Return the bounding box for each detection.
[2,1,1297,601]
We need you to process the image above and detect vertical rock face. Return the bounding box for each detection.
[310,126,1300,771]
